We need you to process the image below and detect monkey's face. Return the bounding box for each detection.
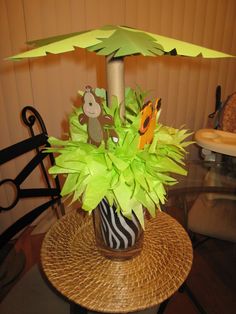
[83,92,101,118]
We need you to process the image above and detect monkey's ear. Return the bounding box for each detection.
[83,85,100,104]
[85,85,92,92]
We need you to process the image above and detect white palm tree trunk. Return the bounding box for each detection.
[106,54,125,121]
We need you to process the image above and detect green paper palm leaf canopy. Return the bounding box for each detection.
[7,25,234,60]
[8,24,234,118]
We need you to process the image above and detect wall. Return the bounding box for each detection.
[1,0,236,231]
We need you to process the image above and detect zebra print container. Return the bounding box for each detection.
[93,198,143,260]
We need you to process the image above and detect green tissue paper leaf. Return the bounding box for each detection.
[107,153,129,171]
[83,176,110,211]
[61,173,79,196]
[113,176,134,218]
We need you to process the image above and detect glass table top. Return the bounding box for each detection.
[165,158,236,240]
[167,159,236,196]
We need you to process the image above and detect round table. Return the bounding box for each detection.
[41,210,193,313]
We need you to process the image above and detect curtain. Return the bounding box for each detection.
[1,0,236,232]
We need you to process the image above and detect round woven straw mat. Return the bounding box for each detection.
[41,210,193,313]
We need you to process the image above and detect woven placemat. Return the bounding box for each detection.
[41,210,193,313]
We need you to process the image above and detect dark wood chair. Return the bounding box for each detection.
[0,106,64,249]
[0,106,69,314]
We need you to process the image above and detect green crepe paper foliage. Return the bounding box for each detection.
[47,87,192,228]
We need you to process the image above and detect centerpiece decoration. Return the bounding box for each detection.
[47,85,192,258]
[8,25,234,259]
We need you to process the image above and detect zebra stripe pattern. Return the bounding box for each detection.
[98,199,141,250]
